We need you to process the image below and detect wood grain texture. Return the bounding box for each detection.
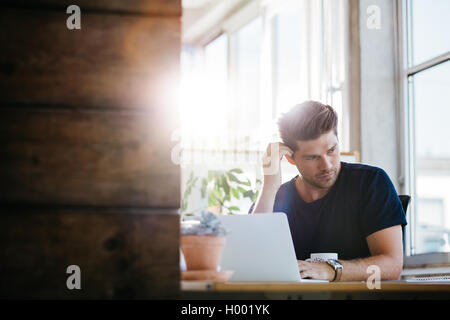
[0,108,180,207]
[0,1,182,300]
[0,208,180,299]
[0,8,180,111]
[1,0,181,16]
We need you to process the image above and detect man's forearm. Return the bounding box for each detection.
[251,186,278,213]
[339,254,403,281]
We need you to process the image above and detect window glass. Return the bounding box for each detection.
[273,8,303,115]
[408,0,450,66]
[410,60,450,253]
[204,34,229,140]
[180,35,229,150]
[234,17,263,146]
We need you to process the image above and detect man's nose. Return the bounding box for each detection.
[318,156,332,171]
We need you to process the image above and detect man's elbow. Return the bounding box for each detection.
[383,257,403,280]
[385,266,402,280]
[394,263,403,280]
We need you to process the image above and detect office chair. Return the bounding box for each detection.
[398,195,411,251]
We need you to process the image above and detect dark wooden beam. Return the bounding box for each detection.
[0,0,182,17]
[0,207,180,299]
[0,8,180,111]
[0,108,180,208]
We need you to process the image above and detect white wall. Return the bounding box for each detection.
[359,0,400,190]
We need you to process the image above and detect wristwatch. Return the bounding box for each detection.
[326,259,343,282]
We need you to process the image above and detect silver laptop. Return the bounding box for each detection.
[219,213,328,283]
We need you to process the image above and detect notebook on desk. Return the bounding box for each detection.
[405,276,450,283]
[218,213,328,283]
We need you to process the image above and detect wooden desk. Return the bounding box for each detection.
[181,281,450,299]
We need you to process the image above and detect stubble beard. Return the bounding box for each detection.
[302,167,339,190]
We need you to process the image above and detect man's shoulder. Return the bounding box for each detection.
[341,162,392,187]
[275,177,296,199]
[342,162,386,177]
[279,176,296,191]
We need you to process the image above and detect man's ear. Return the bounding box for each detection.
[285,154,296,165]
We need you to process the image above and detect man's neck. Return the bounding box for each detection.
[295,176,331,203]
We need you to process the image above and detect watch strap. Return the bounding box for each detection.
[326,259,343,282]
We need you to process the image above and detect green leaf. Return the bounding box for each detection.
[200,178,208,198]
[225,172,240,183]
[243,190,255,199]
[208,195,219,206]
[229,168,243,174]
[228,206,240,211]
[231,188,240,199]
[237,186,247,194]
[181,198,187,211]
[252,190,260,202]
[212,188,222,202]
[221,176,230,195]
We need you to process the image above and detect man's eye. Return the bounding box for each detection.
[328,148,336,153]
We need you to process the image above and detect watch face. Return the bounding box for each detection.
[329,259,343,269]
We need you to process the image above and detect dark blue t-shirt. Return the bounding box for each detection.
[271,162,407,260]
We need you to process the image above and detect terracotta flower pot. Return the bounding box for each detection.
[180,235,226,271]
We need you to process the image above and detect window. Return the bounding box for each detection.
[273,6,304,116]
[232,17,263,143]
[416,198,447,253]
[404,0,450,254]
[271,0,348,182]
[408,0,450,66]
[180,35,230,152]
[204,34,228,132]
[271,0,347,150]
[180,0,350,215]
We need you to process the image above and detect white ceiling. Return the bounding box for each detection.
[182,0,247,45]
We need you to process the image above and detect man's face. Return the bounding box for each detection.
[290,130,341,189]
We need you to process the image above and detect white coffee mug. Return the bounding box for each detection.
[307,253,338,262]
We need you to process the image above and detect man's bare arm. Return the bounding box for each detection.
[251,185,280,213]
[340,225,403,281]
[252,142,293,213]
[298,225,403,281]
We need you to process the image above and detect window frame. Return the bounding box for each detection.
[201,1,264,152]
[397,0,450,264]
[196,0,352,154]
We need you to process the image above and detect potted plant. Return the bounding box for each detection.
[181,168,261,220]
[180,211,229,272]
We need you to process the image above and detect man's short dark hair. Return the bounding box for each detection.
[278,100,338,151]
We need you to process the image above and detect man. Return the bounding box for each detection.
[252,101,407,282]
